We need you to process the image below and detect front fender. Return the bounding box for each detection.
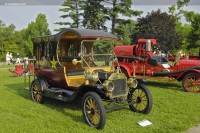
[76,85,106,98]
[118,64,133,77]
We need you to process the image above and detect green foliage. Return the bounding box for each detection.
[1,0,200,59]
[0,14,51,60]
[116,19,137,45]
[168,0,190,20]
[168,0,194,54]
[104,0,142,34]
[184,11,200,52]
[94,39,121,52]
[57,0,142,40]
[1,67,200,132]
[0,21,20,60]
[20,14,51,57]
[168,0,200,54]
[132,9,182,53]
[82,0,107,30]
[55,0,84,30]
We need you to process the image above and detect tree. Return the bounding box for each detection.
[104,0,142,34]
[168,0,200,54]
[0,20,6,60]
[0,21,20,60]
[168,0,191,53]
[132,9,182,53]
[0,14,50,60]
[55,0,84,30]
[116,19,137,45]
[82,0,107,30]
[184,11,200,54]
[21,14,51,57]
[168,0,190,20]
[57,0,142,34]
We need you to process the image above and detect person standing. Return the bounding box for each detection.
[15,53,20,63]
[9,53,14,64]
[6,52,10,65]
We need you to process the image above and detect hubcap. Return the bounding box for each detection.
[136,97,142,103]
[133,89,148,111]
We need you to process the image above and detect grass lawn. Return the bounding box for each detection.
[0,65,200,133]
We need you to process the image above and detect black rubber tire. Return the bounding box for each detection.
[127,84,152,114]
[30,79,45,104]
[182,73,200,92]
[82,92,106,130]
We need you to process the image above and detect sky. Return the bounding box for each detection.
[0,0,199,34]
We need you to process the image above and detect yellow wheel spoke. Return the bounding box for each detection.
[87,98,93,108]
[86,105,91,110]
[85,96,101,126]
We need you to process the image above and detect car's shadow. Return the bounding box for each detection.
[4,83,84,124]
[144,79,183,91]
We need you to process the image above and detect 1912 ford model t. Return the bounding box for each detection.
[30,28,152,129]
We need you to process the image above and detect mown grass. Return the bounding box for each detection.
[0,66,200,133]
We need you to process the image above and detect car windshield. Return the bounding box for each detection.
[80,40,114,68]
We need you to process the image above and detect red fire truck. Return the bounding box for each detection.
[114,39,200,92]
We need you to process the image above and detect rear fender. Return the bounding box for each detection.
[177,69,200,81]
[34,76,48,91]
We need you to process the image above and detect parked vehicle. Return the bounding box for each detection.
[114,39,200,92]
[29,28,153,129]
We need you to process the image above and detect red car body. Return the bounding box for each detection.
[114,39,200,92]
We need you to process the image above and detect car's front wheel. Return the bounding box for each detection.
[127,84,152,114]
[82,92,106,130]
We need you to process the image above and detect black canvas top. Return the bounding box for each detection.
[33,28,118,42]
[54,28,118,41]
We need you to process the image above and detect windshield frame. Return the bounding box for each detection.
[80,40,115,68]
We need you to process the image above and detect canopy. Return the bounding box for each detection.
[33,28,118,43]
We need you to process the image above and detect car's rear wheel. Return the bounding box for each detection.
[127,84,152,114]
[82,92,106,130]
[182,73,200,92]
[30,79,45,103]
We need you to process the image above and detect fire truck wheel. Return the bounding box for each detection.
[127,84,153,114]
[82,92,106,130]
[182,73,200,92]
[30,79,45,104]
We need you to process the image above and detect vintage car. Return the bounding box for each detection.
[114,39,200,92]
[30,28,152,129]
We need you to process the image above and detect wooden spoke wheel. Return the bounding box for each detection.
[82,92,106,130]
[127,84,152,114]
[182,73,200,92]
[30,79,45,103]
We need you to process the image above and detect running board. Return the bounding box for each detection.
[44,87,75,102]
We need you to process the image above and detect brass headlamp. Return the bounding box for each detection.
[103,80,114,92]
[127,78,138,88]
